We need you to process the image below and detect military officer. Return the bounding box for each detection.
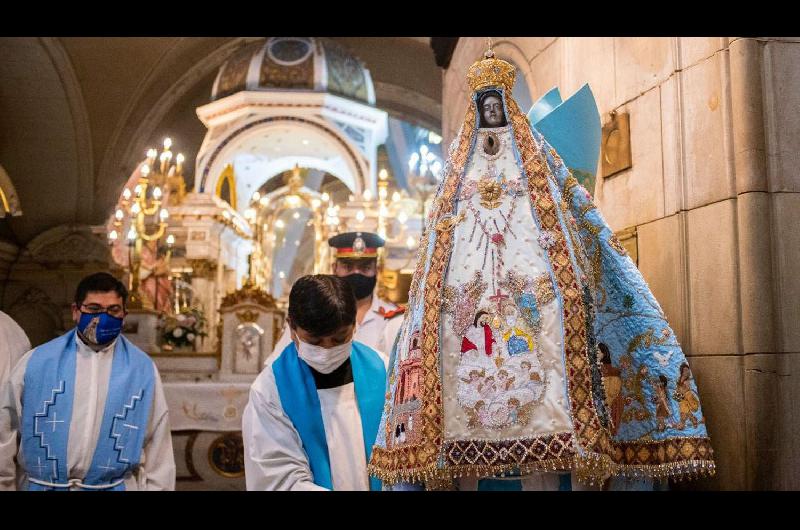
[271,231,404,358]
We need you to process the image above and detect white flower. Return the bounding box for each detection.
[176,314,187,322]
[173,328,184,338]
[187,333,196,341]
[537,231,556,250]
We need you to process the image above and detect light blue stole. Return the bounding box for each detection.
[272,341,385,491]
[21,330,155,491]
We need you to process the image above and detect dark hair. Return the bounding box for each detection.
[477,89,507,127]
[597,343,612,364]
[74,272,129,307]
[288,274,356,337]
[473,310,489,327]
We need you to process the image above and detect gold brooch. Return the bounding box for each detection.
[477,177,503,209]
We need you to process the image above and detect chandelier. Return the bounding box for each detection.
[109,137,183,309]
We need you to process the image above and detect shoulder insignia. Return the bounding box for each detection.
[378,306,406,319]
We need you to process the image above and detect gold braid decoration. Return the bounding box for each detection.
[507,97,613,481]
[580,219,603,237]
[525,110,714,480]
[579,202,596,218]
[368,102,478,483]
[562,173,579,206]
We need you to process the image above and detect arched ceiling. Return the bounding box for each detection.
[0,37,442,245]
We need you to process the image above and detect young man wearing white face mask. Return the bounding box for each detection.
[269,231,404,362]
[242,274,388,491]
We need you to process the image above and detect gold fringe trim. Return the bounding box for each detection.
[368,452,716,488]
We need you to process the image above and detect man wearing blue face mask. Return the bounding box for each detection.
[0,272,175,490]
[243,274,387,490]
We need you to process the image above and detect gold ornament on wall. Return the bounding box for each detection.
[601,111,632,178]
[220,279,278,309]
[612,226,638,265]
[236,309,260,323]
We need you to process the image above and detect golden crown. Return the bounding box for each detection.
[467,48,516,93]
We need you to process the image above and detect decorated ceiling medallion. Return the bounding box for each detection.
[267,37,313,66]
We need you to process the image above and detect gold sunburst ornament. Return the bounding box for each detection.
[477,176,503,209]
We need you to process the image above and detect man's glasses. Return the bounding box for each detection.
[80,303,126,318]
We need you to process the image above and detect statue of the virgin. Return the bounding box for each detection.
[368,45,715,489]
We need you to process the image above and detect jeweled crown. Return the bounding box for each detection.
[467,47,516,93]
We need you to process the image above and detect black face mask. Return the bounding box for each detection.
[344,273,377,300]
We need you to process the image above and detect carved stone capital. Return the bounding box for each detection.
[189,258,218,279]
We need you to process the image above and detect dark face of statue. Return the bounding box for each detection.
[481,95,504,127]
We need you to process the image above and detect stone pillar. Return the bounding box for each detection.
[188,258,218,352]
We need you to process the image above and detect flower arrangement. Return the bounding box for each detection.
[160,307,207,350]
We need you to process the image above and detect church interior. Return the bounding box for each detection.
[1,36,798,490]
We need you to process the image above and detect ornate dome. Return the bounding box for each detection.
[211,37,375,104]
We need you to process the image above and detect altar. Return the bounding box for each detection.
[163,381,250,490]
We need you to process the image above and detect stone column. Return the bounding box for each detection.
[188,258,218,352]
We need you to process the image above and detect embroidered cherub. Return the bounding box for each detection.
[467,400,491,428]
[673,363,702,429]
[652,375,673,432]
[496,369,516,392]
[507,398,521,424]
[478,375,497,400]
